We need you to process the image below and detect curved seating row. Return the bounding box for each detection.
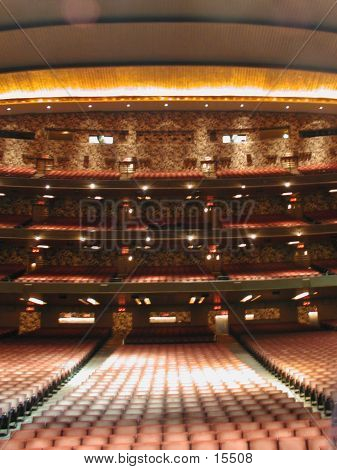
[239,331,337,416]
[15,266,116,283]
[125,326,214,344]
[1,342,330,450]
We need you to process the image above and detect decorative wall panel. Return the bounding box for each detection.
[19,310,41,334]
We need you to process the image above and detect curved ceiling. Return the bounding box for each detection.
[1,0,337,106]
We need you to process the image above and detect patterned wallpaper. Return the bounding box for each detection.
[112,311,133,334]
[19,310,41,334]
[244,308,281,321]
[0,111,337,171]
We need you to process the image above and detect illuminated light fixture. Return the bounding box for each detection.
[204,103,209,108]
[128,208,133,214]
[86,297,100,306]
[6,107,11,111]
[233,194,243,199]
[144,245,151,250]
[37,245,50,249]
[189,296,197,304]
[89,183,96,189]
[241,294,253,303]
[186,183,194,189]
[128,255,133,261]
[94,196,103,200]
[292,291,310,300]
[304,250,308,256]
[251,295,262,302]
[313,291,318,295]
[126,104,131,108]
[186,195,192,200]
[329,189,337,193]
[240,103,244,108]
[78,298,89,305]
[142,185,148,191]
[282,192,293,196]
[164,103,169,107]
[288,204,292,209]
[245,313,255,321]
[187,235,194,242]
[30,262,37,269]
[288,240,300,245]
[91,245,101,250]
[28,297,46,305]
[238,243,247,248]
[198,296,206,304]
[241,185,246,189]
[296,231,302,237]
[250,234,257,239]
[283,133,289,139]
[285,105,290,109]
[34,235,41,241]
[206,254,212,260]
[46,105,51,109]
[79,236,86,242]
[43,194,55,199]
[45,185,50,189]
[88,104,93,108]
[319,106,324,110]
[284,182,291,187]
[144,297,151,305]
[204,207,209,213]
[215,255,220,261]
[145,236,151,242]
[0,192,6,196]
[134,297,142,305]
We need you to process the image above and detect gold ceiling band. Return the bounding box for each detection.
[0,65,337,103]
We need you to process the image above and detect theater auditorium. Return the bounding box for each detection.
[0,0,337,452]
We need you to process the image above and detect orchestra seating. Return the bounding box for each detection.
[298,164,337,174]
[0,215,31,229]
[1,342,330,450]
[126,266,215,283]
[216,167,290,178]
[224,214,306,228]
[133,170,204,179]
[239,331,337,416]
[0,331,107,434]
[223,263,320,280]
[45,170,120,180]
[0,166,36,178]
[125,326,214,344]
[15,266,116,283]
[0,264,25,281]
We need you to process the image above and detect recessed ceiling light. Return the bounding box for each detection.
[319,106,324,110]
[292,291,309,300]
[37,245,50,249]
[233,194,243,199]
[288,240,300,245]
[91,245,101,250]
[43,194,55,199]
[281,192,293,196]
[45,185,50,189]
[79,237,86,242]
[46,105,51,109]
[187,235,194,242]
[285,105,290,109]
[250,234,257,239]
[204,104,209,108]
[6,107,11,111]
[241,294,253,303]
[283,133,289,139]
[186,183,194,189]
[86,297,100,305]
[241,185,246,189]
[89,183,96,189]
[238,243,247,248]
[284,182,291,187]
[145,236,151,242]
[94,196,103,200]
[164,103,169,107]
[142,185,148,191]
[28,297,46,305]
[126,104,131,108]
[88,104,93,108]
[240,104,244,108]
[128,256,133,261]
[34,235,41,241]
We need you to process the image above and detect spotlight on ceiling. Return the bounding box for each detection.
[240,294,253,303]
[292,291,310,300]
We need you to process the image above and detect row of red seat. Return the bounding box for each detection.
[0,335,101,434]
[46,169,121,180]
[0,166,36,178]
[16,266,116,283]
[133,171,204,179]
[223,263,320,280]
[240,331,337,416]
[2,341,330,450]
[127,266,215,283]
[298,163,337,174]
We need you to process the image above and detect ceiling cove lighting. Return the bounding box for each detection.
[292,291,310,300]
[241,294,253,303]
[86,297,100,306]
[28,297,46,305]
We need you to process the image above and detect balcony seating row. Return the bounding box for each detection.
[0,215,32,229]
[298,164,337,174]
[125,326,214,344]
[133,170,204,179]
[45,170,121,180]
[0,166,36,178]
[223,214,306,229]
[216,167,291,178]
[240,331,337,416]
[127,266,215,283]
[0,264,26,281]
[223,263,320,280]
[304,210,337,224]
[2,342,330,450]
[15,266,116,283]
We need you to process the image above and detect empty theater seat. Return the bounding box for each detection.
[0,166,36,178]
[0,334,102,434]
[3,341,331,450]
[45,170,120,180]
[127,266,215,283]
[15,266,116,283]
[216,167,290,178]
[240,331,337,416]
